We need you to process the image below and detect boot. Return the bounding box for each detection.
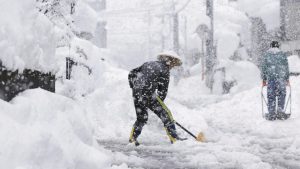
[276,111,290,120]
[129,137,140,146]
[265,113,277,121]
[128,121,146,146]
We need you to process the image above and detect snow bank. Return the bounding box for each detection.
[225,61,261,93]
[55,37,114,98]
[0,89,112,169]
[0,0,58,72]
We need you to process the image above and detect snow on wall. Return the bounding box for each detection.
[0,0,58,73]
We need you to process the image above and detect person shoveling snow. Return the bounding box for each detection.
[128,51,187,146]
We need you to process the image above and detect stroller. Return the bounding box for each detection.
[261,86,292,120]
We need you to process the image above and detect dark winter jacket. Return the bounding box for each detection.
[261,48,289,81]
[128,61,170,101]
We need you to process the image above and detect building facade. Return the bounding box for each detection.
[280,0,300,54]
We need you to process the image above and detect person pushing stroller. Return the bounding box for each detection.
[261,41,290,121]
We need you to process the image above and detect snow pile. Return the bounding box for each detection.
[0,89,113,169]
[0,0,58,72]
[225,61,261,93]
[0,1,118,168]
[55,37,112,98]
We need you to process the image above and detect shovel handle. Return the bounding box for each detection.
[175,122,197,140]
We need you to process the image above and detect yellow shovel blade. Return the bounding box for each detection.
[196,132,205,142]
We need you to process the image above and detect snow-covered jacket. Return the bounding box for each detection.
[261,48,289,81]
[128,61,170,101]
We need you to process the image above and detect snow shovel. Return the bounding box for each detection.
[156,96,205,142]
[261,85,292,120]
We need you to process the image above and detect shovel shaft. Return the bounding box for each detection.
[175,122,197,140]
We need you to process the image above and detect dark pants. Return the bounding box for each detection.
[267,80,286,116]
[131,90,177,140]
